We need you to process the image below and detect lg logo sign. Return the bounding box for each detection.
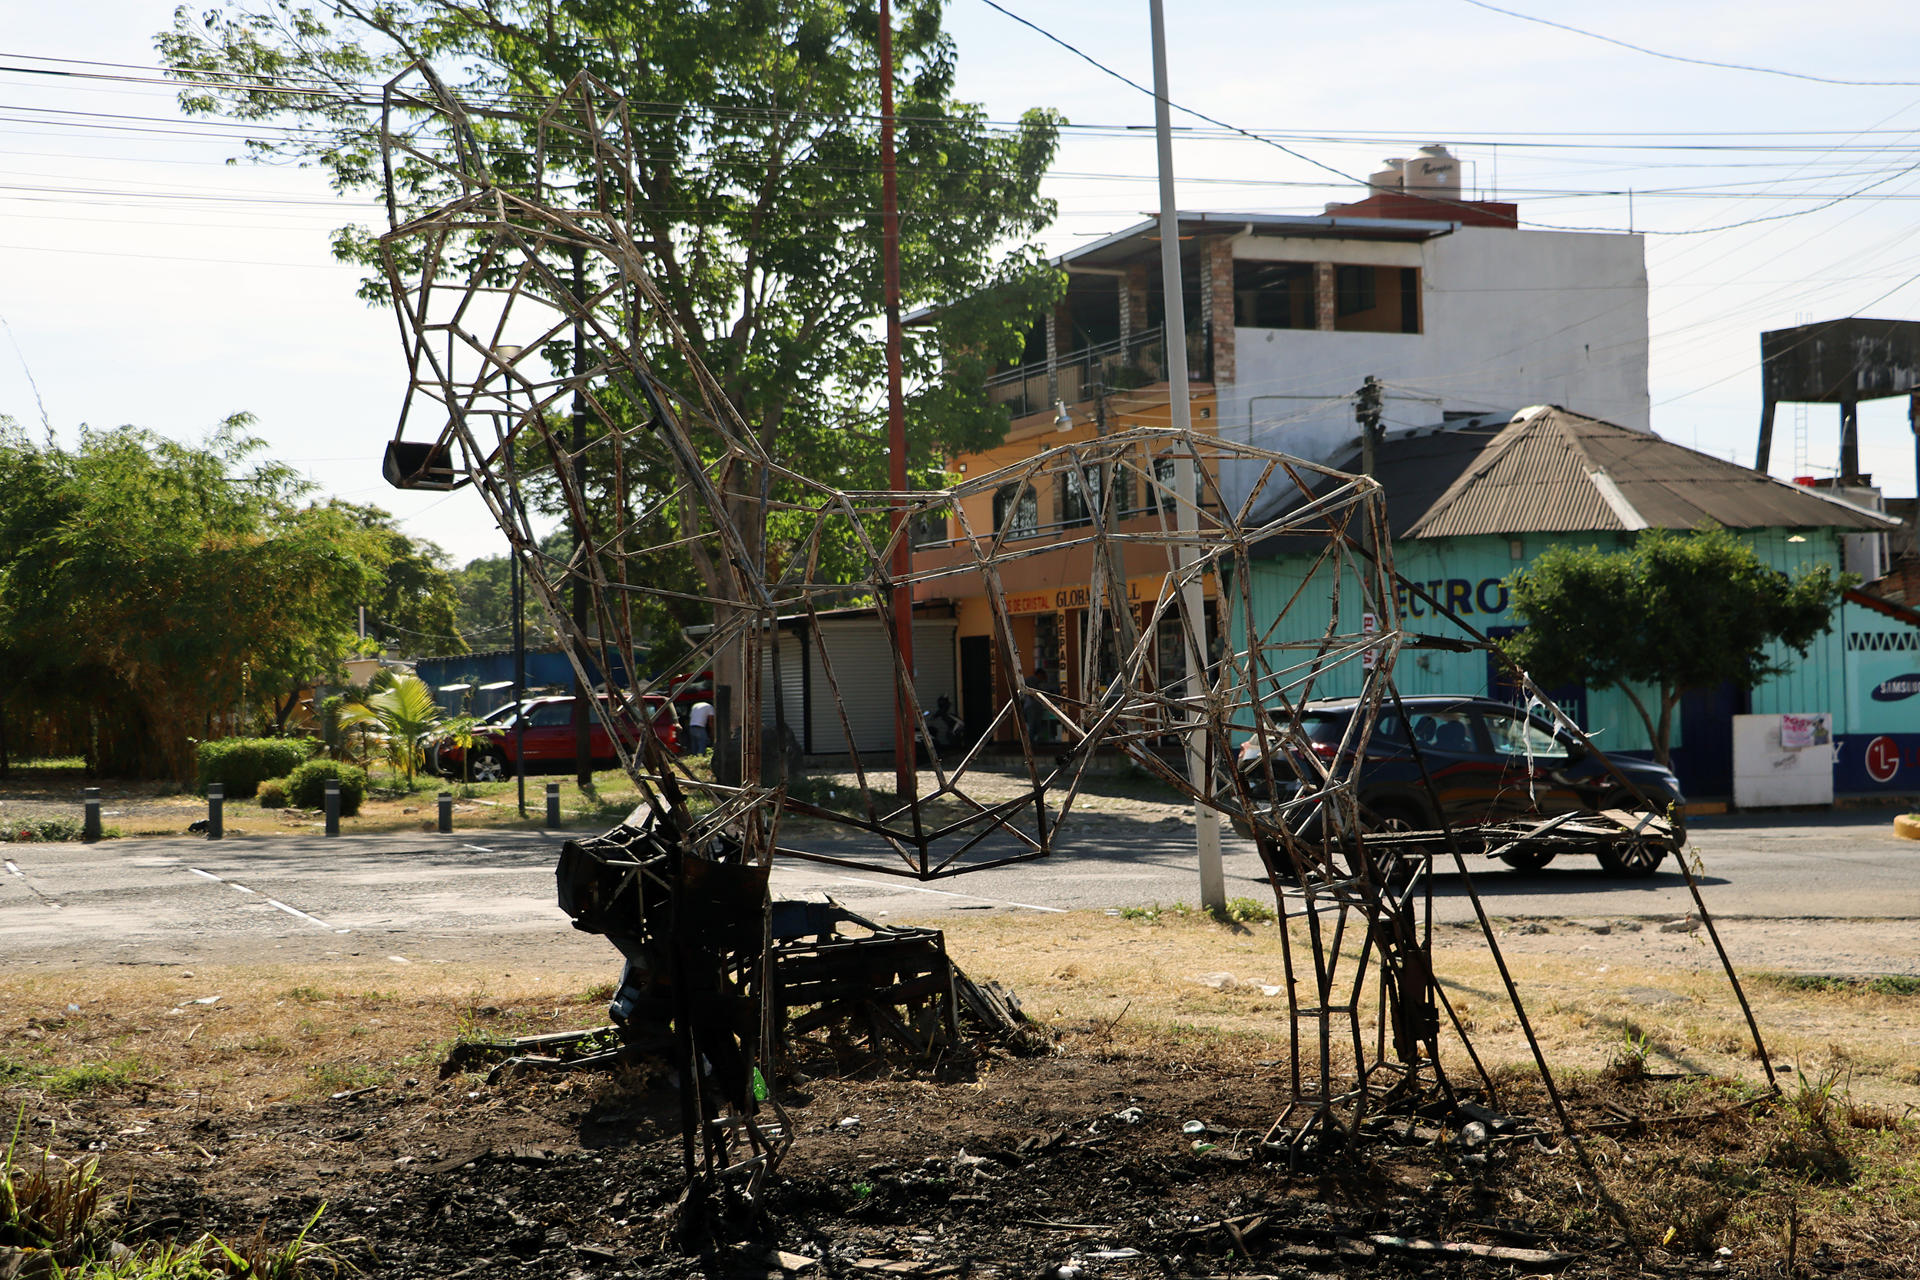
[1865,735,1901,784]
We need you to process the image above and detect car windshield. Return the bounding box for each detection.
[1484,710,1571,761]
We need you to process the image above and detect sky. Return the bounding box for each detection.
[6,1,1920,567]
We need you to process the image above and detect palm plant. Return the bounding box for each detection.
[337,673,445,786]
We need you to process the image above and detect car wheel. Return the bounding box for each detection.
[1597,837,1665,877]
[470,751,511,783]
[1361,800,1426,835]
[1499,848,1557,873]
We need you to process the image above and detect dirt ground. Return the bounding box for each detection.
[4,936,1918,1280]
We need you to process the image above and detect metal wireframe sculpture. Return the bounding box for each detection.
[369,65,1711,1206]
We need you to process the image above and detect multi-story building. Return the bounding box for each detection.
[915,149,1649,750]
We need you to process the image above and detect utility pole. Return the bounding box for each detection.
[1356,375,1383,476]
[880,0,917,803]
[570,246,593,790]
[1149,0,1224,912]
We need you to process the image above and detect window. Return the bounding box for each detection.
[1406,708,1480,755]
[1151,455,1204,515]
[1233,260,1314,329]
[909,506,951,547]
[1335,265,1375,317]
[1057,465,1103,527]
[1482,711,1571,762]
[992,482,1038,539]
[1332,265,1421,333]
[527,703,575,728]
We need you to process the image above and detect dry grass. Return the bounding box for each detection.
[0,963,613,1106]
[936,910,1920,1110]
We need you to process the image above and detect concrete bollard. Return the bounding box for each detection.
[206,783,223,840]
[324,779,340,837]
[437,790,453,834]
[544,781,561,829]
[82,787,101,842]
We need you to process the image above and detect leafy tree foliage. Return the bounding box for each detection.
[448,527,573,654]
[161,0,1065,766]
[340,503,467,660]
[1501,525,1848,764]
[0,418,460,778]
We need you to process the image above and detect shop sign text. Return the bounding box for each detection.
[1393,577,1510,619]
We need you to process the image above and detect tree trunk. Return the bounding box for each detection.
[1654,686,1680,768]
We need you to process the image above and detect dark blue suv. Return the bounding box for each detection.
[1235,695,1685,876]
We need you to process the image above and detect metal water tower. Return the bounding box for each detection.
[1755,317,1920,484]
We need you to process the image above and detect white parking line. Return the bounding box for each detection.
[265,898,345,932]
[3,860,21,878]
[826,875,1066,914]
[184,866,348,934]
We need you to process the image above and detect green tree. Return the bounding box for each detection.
[161,0,1064,768]
[337,503,467,659]
[1501,525,1848,764]
[0,417,388,778]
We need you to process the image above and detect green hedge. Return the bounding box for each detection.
[285,760,367,815]
[195,737,317,799]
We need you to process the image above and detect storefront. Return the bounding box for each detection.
[951,574,1217,748]
[1235,407,1909,800]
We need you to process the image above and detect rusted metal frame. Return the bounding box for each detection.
[773,842,1054,880]
[379,64,492,205]
[797,593,891,835]
[1228,537,1351,820]
[823,489,937,845]
[1380,686,1573,1137]
[927,807,1053,876]
[1368,556,1779,1095]
[947,479,1053,824]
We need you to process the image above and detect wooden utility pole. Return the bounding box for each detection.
[880,0,917,802]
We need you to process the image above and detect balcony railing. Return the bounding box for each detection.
[984,325,1213,420]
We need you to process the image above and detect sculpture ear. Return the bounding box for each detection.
[383,439,466,491]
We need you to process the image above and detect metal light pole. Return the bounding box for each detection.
[1149,0,1224,910]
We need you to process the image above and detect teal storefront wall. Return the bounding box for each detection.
[1235,527,1920,793]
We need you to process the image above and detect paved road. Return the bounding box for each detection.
[2,809,1915,966]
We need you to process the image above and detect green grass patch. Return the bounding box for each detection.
[0,1058,146,1096]
[1118,897,1277,926]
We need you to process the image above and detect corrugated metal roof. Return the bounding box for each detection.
[1390,407,1896,537]
[1254,407,1898,554]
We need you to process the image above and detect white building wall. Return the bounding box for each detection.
[1219,224,1647,511]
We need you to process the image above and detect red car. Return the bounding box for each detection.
[431,695,679,781]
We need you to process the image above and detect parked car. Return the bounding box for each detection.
[1234,695,1685,875]
[430,694,679,781]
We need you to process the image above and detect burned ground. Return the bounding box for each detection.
[10,1016,1918,1279]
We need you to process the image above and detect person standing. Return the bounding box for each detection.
[688,698,715,754]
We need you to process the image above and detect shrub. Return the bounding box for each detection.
[284,759,367,815]
[2,816,85,843]
[195,737,316,798]
[257,778,290,810]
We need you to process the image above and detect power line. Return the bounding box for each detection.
[1458,0,1920,89]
